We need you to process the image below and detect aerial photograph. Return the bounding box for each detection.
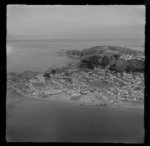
[6,5,145,143]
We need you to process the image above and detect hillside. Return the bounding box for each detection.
[65,46,145,73]
[65,45,144,58]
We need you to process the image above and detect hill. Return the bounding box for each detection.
[66,45,144,58]
[65,46,145,73]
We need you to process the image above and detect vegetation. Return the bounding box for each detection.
[65,46,144,73]
[66,45,144,58]
[79,55,144,73]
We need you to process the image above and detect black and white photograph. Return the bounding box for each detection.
[6,5,145,143]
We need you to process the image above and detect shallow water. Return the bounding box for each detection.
[6,95,144,143]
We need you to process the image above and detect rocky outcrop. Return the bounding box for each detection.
[65,46,145,73]
[78,54,144,73]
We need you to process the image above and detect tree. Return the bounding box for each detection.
[43,73,50,78]
[51,69,56,74]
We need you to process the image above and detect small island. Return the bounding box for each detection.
[7,46,144,109]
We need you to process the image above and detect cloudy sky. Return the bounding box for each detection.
[7,5,145,40]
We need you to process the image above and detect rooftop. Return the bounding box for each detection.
[31,82,46,88]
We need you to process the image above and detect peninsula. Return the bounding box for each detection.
[7,46,145,109]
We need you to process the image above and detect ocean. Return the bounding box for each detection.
[6,96,144,143]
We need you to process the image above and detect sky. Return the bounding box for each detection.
[7,5,145,40]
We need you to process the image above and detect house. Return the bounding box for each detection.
[37,74,45,82]
[69,90,81,96]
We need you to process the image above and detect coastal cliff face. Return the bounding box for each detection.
[65,46,145,73]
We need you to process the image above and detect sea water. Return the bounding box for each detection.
[6,96,144,143]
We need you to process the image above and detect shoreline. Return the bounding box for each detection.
[8,87,144,111]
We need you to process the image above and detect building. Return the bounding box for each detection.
[37,74,45,82]
[69,90,81,96]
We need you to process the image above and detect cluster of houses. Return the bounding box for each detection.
[120,54,145,60]
[26,66,144,103]
[29,74,62,96]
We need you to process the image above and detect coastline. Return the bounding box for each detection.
[7,44,144,112]
[6,88,144,142]
[8,87,144,111]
